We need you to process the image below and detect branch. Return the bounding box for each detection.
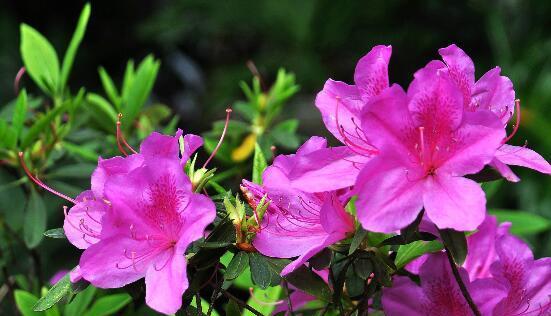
[444,246,481,316]
[220,288,264,316]
[283,280,295,316]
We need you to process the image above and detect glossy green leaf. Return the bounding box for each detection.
[24,190,47,248]
[0,169,26,230]
[395,240,443,269]
[34,274,71,311]
[60,3,91,90]
[490,209,551,235]
[249,253,276,289]
[20,24,60,95]
[226,251,249,280]
[44,228,66,239]
[83,293,131,316]
[85,93,118,131]
[439,228,468,265]
[252,143,267,184]
[285,265,332,302]
[15,290,42,316]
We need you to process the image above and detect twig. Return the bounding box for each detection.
[444,246,481,316]
[207,279,222,316]
[195,292,202,315]
[220,288,263,316]
[283,280,295,315]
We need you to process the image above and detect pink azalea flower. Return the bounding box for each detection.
[424,44,551,181]
[382,253,505,316]
[245,137,354,275]
[354,66,506,232]
[290,45,392,192]
[387,217,551,315]
[75,131,214,315]
[21,130,213,315]
[489,234,551,315]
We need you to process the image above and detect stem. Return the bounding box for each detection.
[207,280,222,316]
[220,288,263,316]
[444,246,481,316]
[195,293,202,315]
[283,280,295,316]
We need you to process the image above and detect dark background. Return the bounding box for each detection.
[1,0,550,256]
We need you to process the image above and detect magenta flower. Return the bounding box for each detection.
[289,46,392,192]
[383,253,505,316]
[426,44,551,181]
[489,233,551,315]
[387,216,551,315]
[73,131,214,315]
[354,65,506,232]
[246,137,354,275]
[21,129,213,315]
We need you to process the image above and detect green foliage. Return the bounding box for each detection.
[60,3,91,91]
[23,189,47,248]
[490,209,551,236]
[252,143,267,185]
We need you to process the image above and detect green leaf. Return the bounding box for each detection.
[62,142,99,162]
[395,240,444,269]
[64,286,96,316]
[12,89,28,141]
[349,227,368,255]
[24,190,47,248]
[225,251,249,280]
[439,228,468,265]
[21,104,67,148]
[98,67,120,109]
[252,143,267,184]
[15,290,43,316]
[82,293,131,316]
[48,163,96,179]
[20,24,60,95]
[285,265,332,302]
[44,228,66,239]
[34,274,71,311]
[0,169,26,230]
[85,93,118,131]
[490,209,551,235]
[249,253,276,289]
[60,3,91,90]
[121,55,160,126]
[224,300,242,316]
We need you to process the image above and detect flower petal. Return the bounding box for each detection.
[145,249,187,315]
[315,79,365,144]
[79,235,151,288]
[280,233,345,276]
[180,134,203,164]
[139,129,183,162]
[64,195,107,249]
[423,174,486,231]
[355,153,425,233]
[354,45,392,101]
[472,67,515,123]
[381,277,425,316]
[438,44,475,107]
[91,155,143,197]
[490,158,520,182]
[319,193,354,234]
[495,144,551,175]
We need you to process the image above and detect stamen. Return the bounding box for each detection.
[154,250,174,271]
[248,287,284,306]
[116,113,138,155]
[334,97,378,156]
[502,99,521,144]
[14,67,26,95]
[203,108,232,168]
[19,152,76,204]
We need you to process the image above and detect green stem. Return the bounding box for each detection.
[444,246,481,316]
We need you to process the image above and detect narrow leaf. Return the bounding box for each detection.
[15,290,41,316]
[252,143,267,184]
[490,209,551,235]
[24,190,47,248]
[34,274,71,311]
[44,228,66,239]
[60,3,91,90]
[98,67,120,108]
[20,24,60,95]
[394,240,443,269]
[21,104,67,148]
[349,227,368,255]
